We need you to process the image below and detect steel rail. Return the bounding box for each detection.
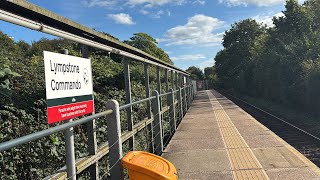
[221,90,320,142]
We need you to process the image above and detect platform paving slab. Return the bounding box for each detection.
[163,90,320,180]
[162,150,231,172]
[172,129,221,140]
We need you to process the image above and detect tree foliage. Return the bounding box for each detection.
[214,0,320,114]
[124,33,173,64]
[186,66,204,80]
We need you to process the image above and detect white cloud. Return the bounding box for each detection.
[152,10,165,18]
[219,0,285,7]
[171,54,206,61]
[108,13,135,25]
[162,14,224,46]
[253,12,284,27]
[140,9,149,15]
[83,0,188,9]
[167,10,171,16]
[139,9,171,18]
[82,0,117,7]
[193,0,205,5]
[127,0,186,7]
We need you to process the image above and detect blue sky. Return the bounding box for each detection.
[0,0,305,70]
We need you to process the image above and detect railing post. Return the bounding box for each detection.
[171,70,175,90]
[186,77,189,109]
[175,73,179,121]
[122,58,134,150]
[165,69,169,92]
[82,45,99,180]
[144,63,154,153]
[157,66,161,94]
[190,84,193,102]
[61,49,76,180]
[183,86,187,115]
[175,72,178,90]
[157,66,162,109]
[152,90,163,155]
[188,79,191,108]
[106,100,123,180]
[178,87,183,122]
[168,89,176,134]
[156,66,163,138]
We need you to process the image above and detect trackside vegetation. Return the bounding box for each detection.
[214,0,320,116]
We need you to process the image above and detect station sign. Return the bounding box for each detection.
[44,51,94,124]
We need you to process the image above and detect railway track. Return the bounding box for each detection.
[219,90,320,167]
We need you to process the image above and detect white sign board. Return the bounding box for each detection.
[44,51,94,124]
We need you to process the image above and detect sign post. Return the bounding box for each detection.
[44,51,94,124]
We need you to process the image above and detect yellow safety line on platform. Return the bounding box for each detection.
[207,91,269,180]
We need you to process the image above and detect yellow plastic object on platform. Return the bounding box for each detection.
[122,151,178,180]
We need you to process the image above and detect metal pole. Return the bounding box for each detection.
[61,49,76,180]
[183,85,187,115]
[123,58,134,150]
[82,45,99,180]
[156,66,162,138]
[168,89,176,134]
[157,66,161,94]
[144,63,154,153]
[165,69,169,92]
[106,100,123,180]
[189,83,192,106]
[181,87,184,115]
[175,72,178,90]
[178,87,183,123]
[152,91,163,155]
[175,72,179,121]
[188,77,191,108]
[171,70,175,90]
[186,77,189,109]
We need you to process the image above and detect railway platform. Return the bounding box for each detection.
[162,90,320,180]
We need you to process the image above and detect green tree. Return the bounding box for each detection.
[216,19,265,91]
[215,0,320,114]
[124,33,173,64]
[204,66,218,88]
[186,66,204,80]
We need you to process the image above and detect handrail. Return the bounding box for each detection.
[119,96,156,110]
[0,109,113,152]
[0,85,192,152]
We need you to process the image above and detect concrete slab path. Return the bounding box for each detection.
[162,90,320,180]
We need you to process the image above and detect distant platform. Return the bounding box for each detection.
[162,90,320,180]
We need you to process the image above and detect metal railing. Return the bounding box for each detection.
[0,86,194,180]
[0,1,196,179]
